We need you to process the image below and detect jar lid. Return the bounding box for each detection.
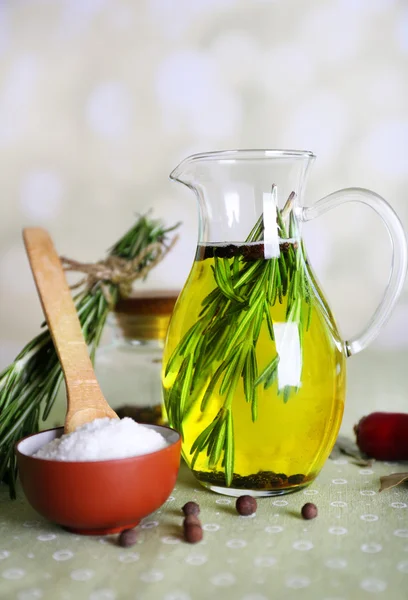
[113,290,179,341]
[114,290,179,316]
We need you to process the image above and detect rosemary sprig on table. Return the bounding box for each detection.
[164,192,312,486]
[0,215,179,498]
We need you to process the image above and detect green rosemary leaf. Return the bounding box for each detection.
[286,267,300,319]
[286,245,296,271]
[255,355,280,387]
[289,209,299,238]
[164,321,201,376]
[179,354,195,418]
[206,324,232,365]
[264,299,274,341]
[301,269,310,304]
[223,300,261,360]
[206,413,227,460]
[276,206,288,238]
[0,396,43,447]
[206,424,219,458]
[200,360,228,412]
[266,259,276,305]
[306,298,313,331]
[233,255,240,278]
[190,339,209,394]
[165,376,183,433]
[209,418,226,468]
[202,306,232,346]
[218,297,233,319]
[190,447,202,471]
[283,386,292,404]
[253,305,264,342]
[248,263,269,305]
[233,260,263,290]
[220,300,248,320]
[202,316,233,368]
[264,365,278,390]
[213,257,244,303]
[190,414,219,455]
[243,348,254,404]
[42,370,64,420]
[250,345,257,379]
[214,255,231,287]
[273,263,282,304]
[224,410,234,486]
[251,388,258,422]
[166,357,190,436]
[225,346,248,403]
[199,287,222,312]
[301,262,313,333]
[278,253,288,296]
[287,214,298,267]
[246,214,264,242]
[219,345,245,396]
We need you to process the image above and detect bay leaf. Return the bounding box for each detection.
[379,472,408,492]
[330,435,372,467]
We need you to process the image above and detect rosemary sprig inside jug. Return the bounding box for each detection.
[164,190,313,486]
[0,215,179,498]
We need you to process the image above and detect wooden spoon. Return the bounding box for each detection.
[23,227,118,434]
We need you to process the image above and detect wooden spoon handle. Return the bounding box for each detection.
[23,228,117,432]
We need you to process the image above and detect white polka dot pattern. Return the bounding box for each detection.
[52,550,74,561]
[70,569,94,581]
[89,591,117,600]
[286,575,311,589]
[163,592,191,600]
[184,555,207,566]
[118,553,140,563]
[360,578,387,593]
[210,572,236,587]
[361,543,382,553]
[265,526,284,533]
[328,527,348,535]
[17,590,43,600]
[139,570,164,583]
[0,453,407,599]
[2,568,25,580]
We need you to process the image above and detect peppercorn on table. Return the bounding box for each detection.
[1,350,407,600]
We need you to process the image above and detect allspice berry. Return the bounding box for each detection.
[118,528,138,547]
[184,513,201,525]
[236,495,257,516]
[182,501,200,516]
[183,521,203,544]
[301,502,318,520]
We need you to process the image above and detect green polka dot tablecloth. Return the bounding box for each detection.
[1,455,408,600]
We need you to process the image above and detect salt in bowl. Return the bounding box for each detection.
[16,424,181,535]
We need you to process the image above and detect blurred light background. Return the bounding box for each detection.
[0,0,407,371]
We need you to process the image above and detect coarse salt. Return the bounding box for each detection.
[33,418,167,461]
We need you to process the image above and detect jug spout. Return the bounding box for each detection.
[170,150,315,244]
[169,156,196,187]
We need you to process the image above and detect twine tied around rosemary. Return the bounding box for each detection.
[60,236,178,305]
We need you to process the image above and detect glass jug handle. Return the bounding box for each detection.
[299,187,408,357]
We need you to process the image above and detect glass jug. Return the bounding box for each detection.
[162,150,407,497]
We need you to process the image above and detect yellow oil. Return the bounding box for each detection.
[163,246,346,494]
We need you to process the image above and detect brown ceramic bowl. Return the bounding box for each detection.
[16,425,181,536]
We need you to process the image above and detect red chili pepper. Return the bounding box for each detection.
[354,412,408,461]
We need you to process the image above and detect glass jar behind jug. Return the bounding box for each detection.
[96,291,178,425]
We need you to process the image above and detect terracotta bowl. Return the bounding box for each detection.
[16,425,181,536]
